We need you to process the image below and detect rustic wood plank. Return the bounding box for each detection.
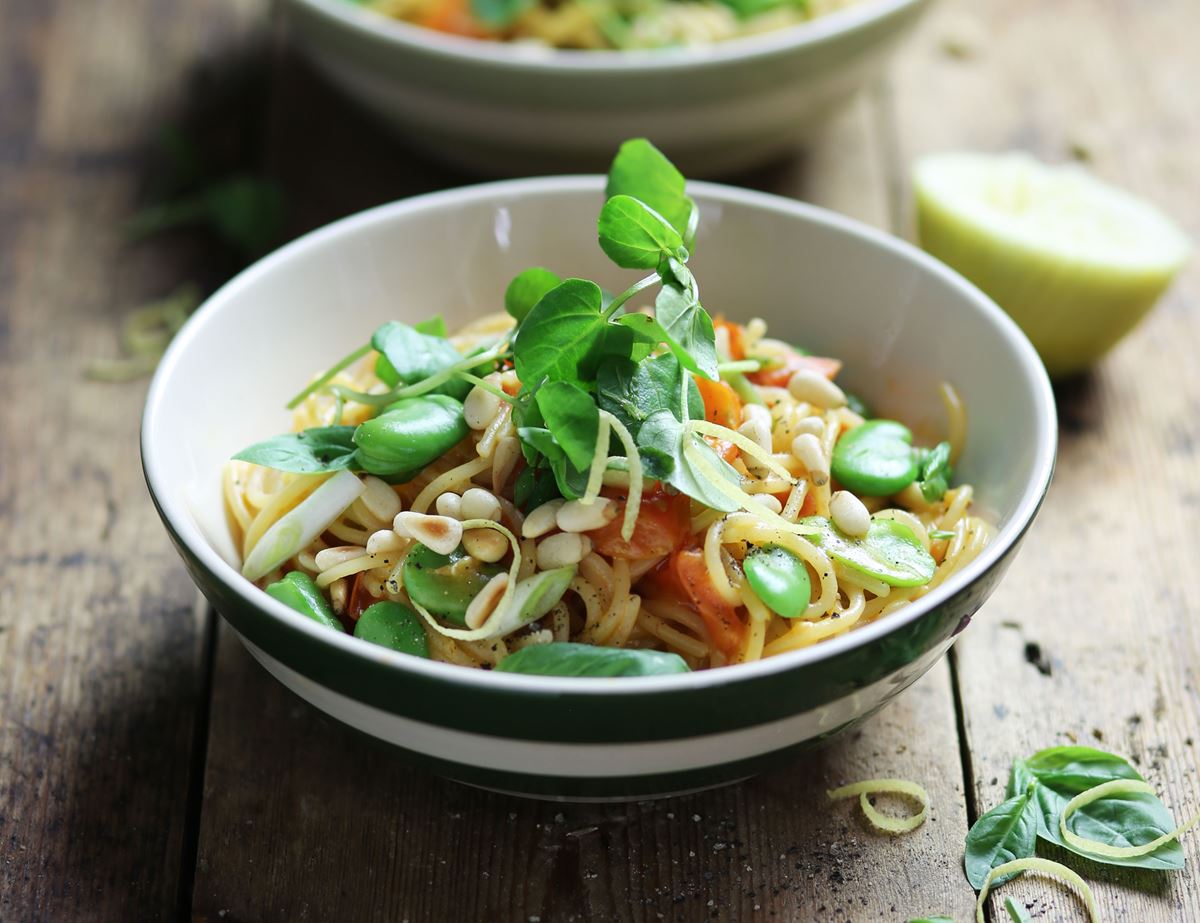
[891,1,1200,919]
[0,1,260,920]
[191,56,974,920]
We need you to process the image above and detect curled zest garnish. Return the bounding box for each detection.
[826,778,929,835]
[1059,779,1200,859]
[687,419,795,482]
[407,518,522,641]
[582,413,613,506]
[975,858,1100,923]
[683,441,813,534]
[600,411,642,543]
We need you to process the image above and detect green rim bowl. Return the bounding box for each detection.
[141,177,1056,800]
[283,0,932,174]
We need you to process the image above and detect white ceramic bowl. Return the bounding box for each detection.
[142,178,1056,800]
[283,0,931,175]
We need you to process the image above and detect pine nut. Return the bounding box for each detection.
[328,577,348,614]
[830,490,871,538]
[462,527,508,563]
[536,533,592,570]
[464,572,510,629]
[435,492,462,519]
[737,417,772,453]
[787,370,846,409]
[522,499,565,539]
[314,545,367,571]
[792,415,825,438]
[556,497,617,533]
[791,433,829,486]
[746,317,767,341]
[751,494,784,515]
[365,530,405,556]
[460,487,502,523]
[360,476,402,524]
[492,436,521,494]
[463,383,502,430]
[393,512,463,555]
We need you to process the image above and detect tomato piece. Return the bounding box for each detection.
[748,353,842,389]
[668,549,746,656]
[419,0,490,37]
[694,375,742,428]
[713,318,746,361]
[346,572,378,623]
[588,492,691,560]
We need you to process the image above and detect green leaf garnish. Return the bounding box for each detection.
[534,380,601,472]
[639,410,741,512]
[605,138,696,241]
[597,195,685,269]
[371,320,469,399]
[504,267,562,323]
[496,642,690,677]
[916,441,953,502]
[512,279,607,384]
[233,426,359,473]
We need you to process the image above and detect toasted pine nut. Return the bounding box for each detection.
[435,492,462,519]
[787,370,846,409]
[556,498,617,533]
[522,499,565,539]
[462,528,508,563]
[751,494,784,515]
[365,530,406,556]
[360,476,402,524]
[791,433,829,486]
[393,512,463,555]
[536,533,592,570]
[463,383,502,431]
[328,577,348,614]
[830,491,871,537]
[314,545,367,571]
[460,487,502,523]
[464,572,510,629]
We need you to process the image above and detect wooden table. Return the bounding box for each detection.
[2,1,1197,920]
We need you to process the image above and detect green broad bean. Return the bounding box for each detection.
[265,571,342,631]
[800,516,936,587]
[743,545,811,619]
[354,601,430,658]
[496,642,690,677]
[402,543,503,625]
[830,419,919,496]
[353,394,468,479]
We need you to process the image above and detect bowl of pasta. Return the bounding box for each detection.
[282,0,930,174]
[142,141,1055,800]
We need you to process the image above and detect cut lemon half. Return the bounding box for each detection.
[914,152,1191,378]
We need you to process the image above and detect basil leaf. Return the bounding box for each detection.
[470,0,533,27]
[917,441,953,502]
[534,380,600,472]
[596,353,702,435]
[653,261,719,380]
[798,516,936,587]
[1024,746,1143,794]
[371,320,468,399]
[1005,897,1033,923]
[963,785,1039,888]
[513,279,606,384]
[1007,757,1035,799]
[505,267,562,324]
[597,195,685,270]
[605,138,696,241]
[233,426,359,473]
[496,642,690,677]
[638,410,740,512]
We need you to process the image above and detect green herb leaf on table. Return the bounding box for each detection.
[233,426,359,474]
[505,267,562,323]
[597,194,686,269]
[964,784,1040,888]
[127,175,284,259]
[513,279,607,384]
[605,138,696,241]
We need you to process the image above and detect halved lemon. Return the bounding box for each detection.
[913,152,1191,378]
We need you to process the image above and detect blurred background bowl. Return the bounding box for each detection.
[142,177,1055,800]
[284,0,931,175]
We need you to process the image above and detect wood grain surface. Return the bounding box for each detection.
[1,0,1197,921]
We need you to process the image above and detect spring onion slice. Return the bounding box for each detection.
[241,470,365,582]
[976,858,1100,923]
[687,419,795,482]
[600,411,642,542]
[827,778,929,834]
[1059,779,1200,859]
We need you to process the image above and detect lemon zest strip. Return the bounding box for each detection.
[1059,778,1200,859]
[976,858,1100,923]
[827,778,929,834]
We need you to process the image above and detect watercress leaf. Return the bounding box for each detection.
[535,380,600,472]
[798,516,935,587]
[371,320,468,399]
[514,464,562,512]
[470,0,534,27]
[497,641,690,676]
[638,410,740,512]
[917,441,953,502]
[550,454,589,500]
[505,267,562,323]
[654,264,719,380]
[513,279,606,384]
[517,426,565,463]
[1004,897,1033,923]
[605,138,696,240]
[963,785,1039,888]
[233,426,359,473]
[596,353,703,435]
[598,195,685,270]
[616,312,712,380]
[414,315,448,337]
[578,322,637,379]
